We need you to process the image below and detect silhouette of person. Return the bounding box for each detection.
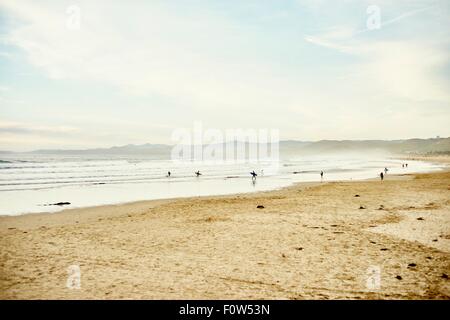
[167,171,171,177]
[320,171,324,180]
[250,171,257,180]
[195,171,201,177]
[384,167,388,174]
[380,172,384,181]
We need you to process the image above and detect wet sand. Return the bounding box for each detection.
[1,166,449,299]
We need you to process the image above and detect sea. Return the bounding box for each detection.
[0,153,444,215]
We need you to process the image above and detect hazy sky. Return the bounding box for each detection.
[0,0,449,151]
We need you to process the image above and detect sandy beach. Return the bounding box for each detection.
[1,164,449,299]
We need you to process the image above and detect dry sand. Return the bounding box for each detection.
[1,164,449,299]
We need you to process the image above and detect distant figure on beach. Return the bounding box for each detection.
[261,169,264,176]
[167,171,171,177]
[195,171,201,177]
[402,164,404,168]
[320,171,324,180]
[380,172,384,181]
[250,171,257,180]
[406,163,408,168]
[384,167,388,174]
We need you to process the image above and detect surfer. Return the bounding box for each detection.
[195,171,201,177]
[250,171,257,180]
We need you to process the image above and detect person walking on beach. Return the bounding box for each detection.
[384,167,388,175]
[320,171,324,180]
[195,170,201,177]
[250,170,257,180]
[380,172,384,181]
[406,163,408,168]
[167,171,171,177]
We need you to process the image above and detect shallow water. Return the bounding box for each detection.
[0,154,444,215]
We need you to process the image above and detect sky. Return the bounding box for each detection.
[0,0,449,151]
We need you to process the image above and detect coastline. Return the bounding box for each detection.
[1,165,449,299]
[393,154,450,165]
[0,155,444,218]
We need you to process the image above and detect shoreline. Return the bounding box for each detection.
[1,156,446,218]
[393,155,450,165]
[0,169,440,230]
[0,180,322,220]
[0,173,422,220]
[0,155,442,217]
[1,166,449,299]
[0,181,327,231]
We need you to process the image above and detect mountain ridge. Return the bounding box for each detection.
[2,137,447,155]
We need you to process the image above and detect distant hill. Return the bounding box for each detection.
[295,138,450,155]
[5,137,449,157]
[31,144,173,159]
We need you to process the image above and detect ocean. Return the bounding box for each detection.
[0,153,444,215]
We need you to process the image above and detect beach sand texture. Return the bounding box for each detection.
[0,169,449,299]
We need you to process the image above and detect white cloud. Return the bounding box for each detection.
[362,41,449,102]
[0,0,299,113]
[3,0,448,108]
[0,120,80,134]
[0,0,449,150]
[304,35,358,54]
[304,20,450,103]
